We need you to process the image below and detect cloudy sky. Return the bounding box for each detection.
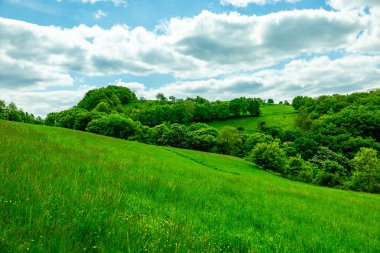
[0,0,379,116]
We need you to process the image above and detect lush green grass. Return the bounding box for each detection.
[208,104,298,133]
[0,120,379,252]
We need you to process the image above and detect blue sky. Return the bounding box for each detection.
[0,0,379,116]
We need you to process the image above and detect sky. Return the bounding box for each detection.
[0,0,379,117]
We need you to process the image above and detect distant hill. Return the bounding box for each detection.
[1,120,379,252]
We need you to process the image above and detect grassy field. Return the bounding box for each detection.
[0,120,379,252]
[208,104,297,133]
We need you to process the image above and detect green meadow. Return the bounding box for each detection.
[208,104,297,133]
[0,120,379,252]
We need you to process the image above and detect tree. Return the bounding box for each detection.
[6,102,22,122]
[315,160,347,187]
[292,96,314,110]
[156,93,167,102]
[86,114,136,139]
[243,133,274,156]
[217,126,242,156]
[228,98,242,117]
[293,137,319,160]
[248,142,287,173]
[161,123,188,148]
[247,98,260,116]
[286,155,306,178]
[187,131,217,152]
[95,102,111,113]
[267,98,274,104]
[349,148,380,193]
[152,124,169,145]
[77,85,137,111]
[0,100,6,119]
[169,96,176,102]
[310,147,352,173]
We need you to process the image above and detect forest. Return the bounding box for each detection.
[1,86,379,193]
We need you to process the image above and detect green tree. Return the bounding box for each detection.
[86,114,136,139]
[349,148,380,193]
[217,126,242,156]
[315,160,347,187]
[243,133,274,156]
[292,96,314,110]
[248,142,287,173]
[247,98,260,116]
[0,100,6,119]
[228,98,242,117]
[161,123,188,148]
[156,93,167,102]
[77,85,137,111]
[95,102,111,113]
[292,137,319,160]
[187,131,217,152]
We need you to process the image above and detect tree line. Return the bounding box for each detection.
[0,101,43,124]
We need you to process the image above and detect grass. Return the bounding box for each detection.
[208,104,298,134]
[0,120,379,252]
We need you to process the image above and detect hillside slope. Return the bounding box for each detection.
[0,120,379,252]
[208,104,297,133]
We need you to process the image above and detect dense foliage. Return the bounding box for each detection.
[0,100,42,124]
[77,85,137,111]
[129,96,260,125]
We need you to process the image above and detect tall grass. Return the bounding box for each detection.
[0,120,379,252]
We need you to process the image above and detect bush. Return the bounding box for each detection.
[217,127,242,156]
[248,142,287,173]
[243,133,274,156]
[349,148,380,193]
[161,124,189,148]
[315,160,347,187]
[86,114,136,139]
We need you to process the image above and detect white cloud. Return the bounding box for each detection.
[221,0,299,8]
[0,9,366,87]
[327,0,380,11]
[142,55,380,101]
[0,85,93,117]
[79,0,126,6]
[94,10,107,19]
[165,10,363,76]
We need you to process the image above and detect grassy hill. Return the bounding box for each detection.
[208,104,297,133]
[0,120,379,252]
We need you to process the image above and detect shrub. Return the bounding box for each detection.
[249,142,287,173]
[349,148,380,193]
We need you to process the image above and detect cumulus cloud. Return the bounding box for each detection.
[0,9,366,89]
[143,55,380,101]
[168,10,363,72]
[221,0,299,8]
[327,0,380,11]
[0,85,93,116]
